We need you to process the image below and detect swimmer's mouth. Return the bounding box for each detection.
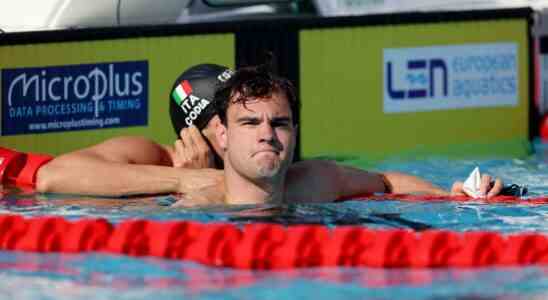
[254,149,280,156]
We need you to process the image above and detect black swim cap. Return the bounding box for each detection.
[169,64,234,135]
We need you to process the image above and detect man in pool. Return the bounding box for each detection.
[208,65,506,204]
[34,64,503,203]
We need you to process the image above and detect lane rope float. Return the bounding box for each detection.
[0,214,546,269]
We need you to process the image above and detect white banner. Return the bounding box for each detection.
[383,43,519,113]
[314,0,548,17]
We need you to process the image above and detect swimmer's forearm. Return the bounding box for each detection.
[36,158,183,196]
[381,172,448,195]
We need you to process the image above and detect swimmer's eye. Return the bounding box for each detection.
[237,117,292,128]
[238,118,261,126]
[271,118,292,129]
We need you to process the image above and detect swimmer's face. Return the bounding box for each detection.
[218,91,296,181]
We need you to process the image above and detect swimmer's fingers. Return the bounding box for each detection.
[180,127,196,150]
[450,181,465,196]
[182,127,199,159]
[178,126,213,168]
[173,138,189,168]
[188,126,214,167]
[178,128,200,169]
[479,174,492,197]
[487,178,503,198]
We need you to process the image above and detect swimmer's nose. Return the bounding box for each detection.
[258,123,284,151]
[257,122,277,144]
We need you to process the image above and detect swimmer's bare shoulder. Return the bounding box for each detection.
[284,160,388,204]
[284,160,342,203]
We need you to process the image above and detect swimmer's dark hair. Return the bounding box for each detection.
[214,65,299,126]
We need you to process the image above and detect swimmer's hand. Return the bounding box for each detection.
[173,168,225,207]
[172,125,215,169]
[172,186,226,207]
[450,168,503,198]
[176,168,223,192]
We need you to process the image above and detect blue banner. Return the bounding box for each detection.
[1,61,148,135]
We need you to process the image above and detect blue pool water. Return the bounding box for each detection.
[1,141,548,299]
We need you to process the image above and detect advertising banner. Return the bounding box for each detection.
[300,19,530,160]
[2,61,148,135]
[0,34,234,154]
[383,43,518,113]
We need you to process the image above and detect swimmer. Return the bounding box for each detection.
[35,64,503,203]
[209,65,504,204]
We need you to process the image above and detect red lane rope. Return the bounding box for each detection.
[337,193,548,205]
[0,214,547,269]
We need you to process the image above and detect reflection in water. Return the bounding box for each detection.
[0,251,546,300]
[226,205,433,230]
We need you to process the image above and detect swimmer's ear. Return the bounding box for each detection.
[209,115,221,126]
[216,121,228,150]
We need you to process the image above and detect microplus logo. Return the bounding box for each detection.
[6,64,144,117]
[1,61,148,135]
[383,43,518,113]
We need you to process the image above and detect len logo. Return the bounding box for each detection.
[386,59,448,100]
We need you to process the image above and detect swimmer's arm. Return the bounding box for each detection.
[380,172,448,195]
[35,136,221,197]
[287,161,447,203]
[331,166,448,198]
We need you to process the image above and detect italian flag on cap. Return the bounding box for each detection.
[172,80,192,105]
